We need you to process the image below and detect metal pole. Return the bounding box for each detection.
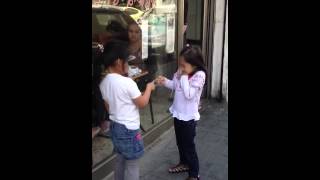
[177,0,185,54]
[149,96,155,124]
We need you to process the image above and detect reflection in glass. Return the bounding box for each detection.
[92,0,178,168]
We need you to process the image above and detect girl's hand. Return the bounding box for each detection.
[181,70,189,76]
[178,68,189,76]
[147,81,156,91]
[155,76,166,86]
[177,69,184,79]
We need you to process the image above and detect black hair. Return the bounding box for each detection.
[128,22,141,31]
[102,40,129,68]
[105,21,126,33]
[180,44,207,77]
[105,21,129,41]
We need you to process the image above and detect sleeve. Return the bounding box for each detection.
[127,79,142,99]
[190,72,206,88]
[164,78,175,90]
[180,72,206,99]
[164,72,178,90]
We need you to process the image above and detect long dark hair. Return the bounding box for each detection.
[180,44,207,77]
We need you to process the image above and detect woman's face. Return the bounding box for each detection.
[128,24,141,43]
[179,56,195,75]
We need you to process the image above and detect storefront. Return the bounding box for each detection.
[92,0,227,179]
[92,0,186,173]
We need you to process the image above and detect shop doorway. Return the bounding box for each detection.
[185,0,204,49]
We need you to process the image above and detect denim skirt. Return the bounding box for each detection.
[110,121,144,160]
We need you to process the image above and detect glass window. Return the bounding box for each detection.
[124,8,138,15]
[92,0,178,168]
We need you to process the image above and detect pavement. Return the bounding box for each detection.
[103,100,228,180]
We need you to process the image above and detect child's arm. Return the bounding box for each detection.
[157,74,176,90]
[104,101,109,112]
[125,79,155,108]
[180,72,206,99]
[164,78,175,90]
[133,81,155,108]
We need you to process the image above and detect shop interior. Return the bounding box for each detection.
[92,0,178,167]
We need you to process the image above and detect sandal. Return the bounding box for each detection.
[168,164,189,173]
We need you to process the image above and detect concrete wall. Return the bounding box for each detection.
[211,0,227,99]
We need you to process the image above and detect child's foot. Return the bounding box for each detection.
[168,164,189,173]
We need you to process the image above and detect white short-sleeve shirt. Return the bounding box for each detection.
[99,73,141,130]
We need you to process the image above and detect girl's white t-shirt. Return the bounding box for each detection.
[99,73,141,130]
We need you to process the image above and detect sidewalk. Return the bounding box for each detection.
[104,100,228,180]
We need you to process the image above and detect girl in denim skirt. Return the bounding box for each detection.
[99,40,155,180]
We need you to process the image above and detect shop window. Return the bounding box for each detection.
[92,0,178,168]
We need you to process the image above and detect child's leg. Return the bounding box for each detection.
[114,153,126,180]
[100,120,109,131]
[174,118,187,165]
[182,120,199,178]
[92,126,101,139]
[125,158,140,180]
[98,114,111,137]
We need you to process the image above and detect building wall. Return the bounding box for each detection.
[210,0,227,101]
[222,1,228,102]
